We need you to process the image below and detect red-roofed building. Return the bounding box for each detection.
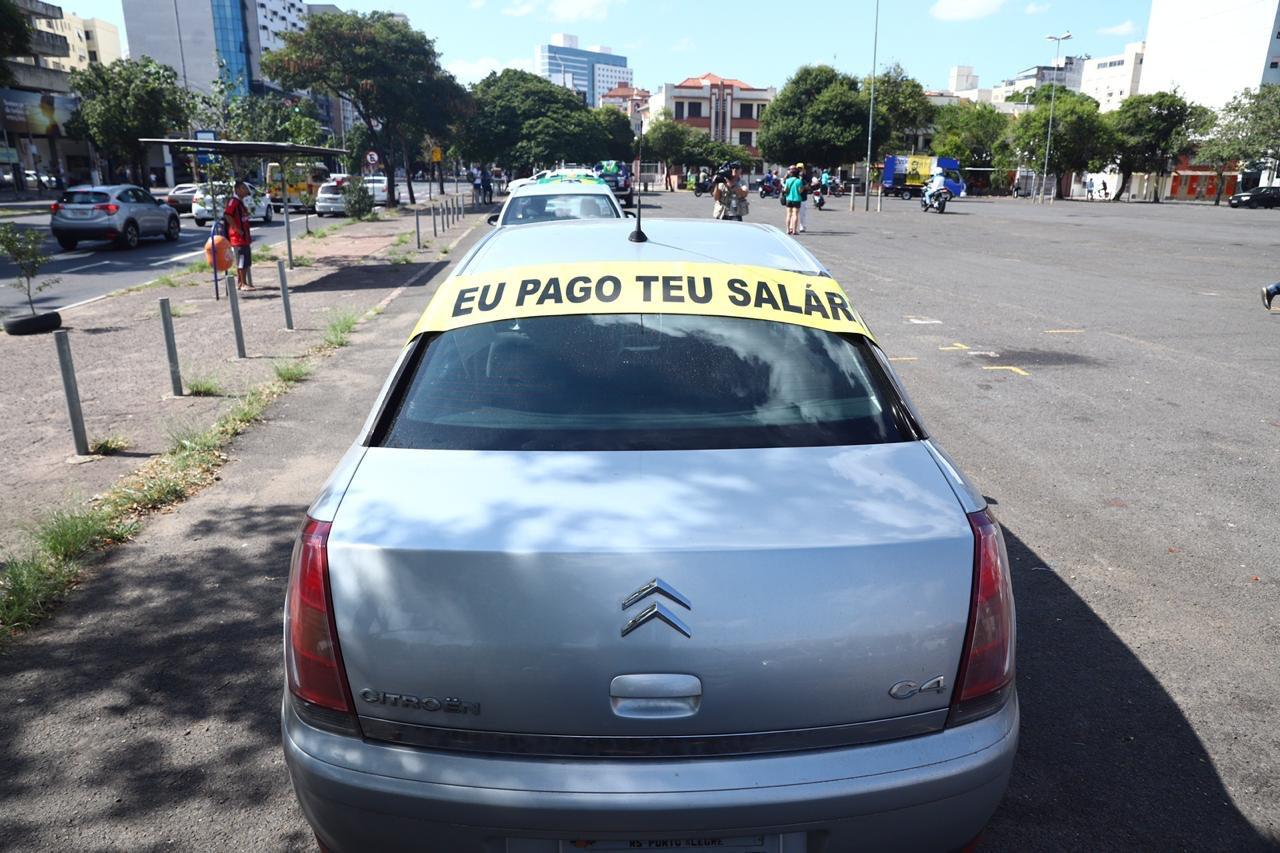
[601,84,650,135]
[648,73,776,156]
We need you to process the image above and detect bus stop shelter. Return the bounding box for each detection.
[139,139,348,270]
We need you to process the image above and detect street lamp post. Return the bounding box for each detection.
[861,0,880,212]
[1040,31,1072,204]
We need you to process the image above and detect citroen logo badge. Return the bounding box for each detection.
[620,578,692,638]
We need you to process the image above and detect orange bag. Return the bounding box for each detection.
[204,235,234,272]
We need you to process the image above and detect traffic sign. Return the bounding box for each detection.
[366,151,379,165]
[431,147,442,163]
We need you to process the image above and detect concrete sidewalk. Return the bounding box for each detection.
[0,218,485,850]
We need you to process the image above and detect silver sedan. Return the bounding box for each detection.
[281,218,1017,853]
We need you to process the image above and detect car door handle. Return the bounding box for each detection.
[610,674,702,719]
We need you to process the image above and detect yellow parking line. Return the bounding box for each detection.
[983,366,1030,376]
[889,356,918,362]
[1043,329,1085,334]
[938,342,970,351]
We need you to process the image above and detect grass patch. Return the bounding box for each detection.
[291,255,315,268]
[440,247,449,255]
[392,232,411,247]
[3,376,298,641]
[273,360,313,384]
[389,253,411,265]
[155,273,180,288]
[323,310,359,348]
[89,434,130,456]
[303,225,337,240]
[184,259,212,275]
[185,374,223,397]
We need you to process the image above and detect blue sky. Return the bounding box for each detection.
[71,0,1152,93]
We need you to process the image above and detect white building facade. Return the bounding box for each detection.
[1080,42,1145,112]
[1140,0,1280,108]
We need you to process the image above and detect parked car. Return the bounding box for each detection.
[489,176,623,226]
[164,183,200,213]
[314,180,347,217]
[50,184,181,250]
[595,160,634,207]
[191,183,274,227]
[506,168,596,193]
[1227,185,1280,209]
[281,217,1018,853]
[362,175,400,206]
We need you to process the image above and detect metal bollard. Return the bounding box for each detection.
[53,330,89,456]
[876,188,882,212]
[277,259,294,331]
[432,204,438,237]
[226,278,247,358]
[415,208,422,249]
[158,297,184,397]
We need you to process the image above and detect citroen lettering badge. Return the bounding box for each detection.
[621,577,692,638]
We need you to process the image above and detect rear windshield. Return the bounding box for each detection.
[318,184,342,195]
[379,314,909,451]
[501,193,618,225]
[60,191,108,205]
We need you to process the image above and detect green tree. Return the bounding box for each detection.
[592,107,636,162]
[759,65,886,167]
[512,111,608,169]
[262,10,458,206]
[641,109,695,181]
[0,224,58,315]
[1010,86,1110,198]
[1104,91,1196,202]
[458,69,590,172]
[68,57,192,181]
[1241,84,1280,173]
[867,63,936,153]
[932,102,1011,167]
[0,0,33,87]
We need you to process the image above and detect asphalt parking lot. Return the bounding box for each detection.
[0,189,1276,851]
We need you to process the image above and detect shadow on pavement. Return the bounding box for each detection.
[291,260,444,295]
[984,527,1272,851]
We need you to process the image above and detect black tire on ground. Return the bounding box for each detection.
[164,217,180,241]
[1247,199,1258,209]
[117,221,139,249]
[316,212,327,218]
[194,218,207,227]
[263,205,273,223]
[3,311,62,336]
[937,198,947,214]
[56,236,77,251]
[694,189,702,198]
[901,188,913,200]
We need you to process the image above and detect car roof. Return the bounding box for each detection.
[65,184,140,193]
[461,218,827,275]
[506,179,616,199]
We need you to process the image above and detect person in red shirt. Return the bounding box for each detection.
[223,181,253,291]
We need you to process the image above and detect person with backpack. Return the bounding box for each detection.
[222,181,254,292]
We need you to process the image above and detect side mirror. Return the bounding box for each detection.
[624,210,637,218]
[486,213,500,226]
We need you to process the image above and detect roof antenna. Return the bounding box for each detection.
[629,135,647,243]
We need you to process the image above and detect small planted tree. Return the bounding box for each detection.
[342,177,375,220]
[1,224,60,316]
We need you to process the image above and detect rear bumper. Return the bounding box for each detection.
[283,691,1018,853]
[315,198,346,214]
[52,222,120,239]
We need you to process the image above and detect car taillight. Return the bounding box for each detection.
[948,508,1015,727]
[95,203,119,214]
[286,517,356,720]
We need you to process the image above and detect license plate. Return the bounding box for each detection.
[65,209,91,218]
[561,837,775,852]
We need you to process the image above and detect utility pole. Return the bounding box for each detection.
[862,0,880,212]
[1040,31,1072,204]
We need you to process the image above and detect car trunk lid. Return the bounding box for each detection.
[327,442,975,741]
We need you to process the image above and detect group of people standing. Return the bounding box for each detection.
[707,162,834,235]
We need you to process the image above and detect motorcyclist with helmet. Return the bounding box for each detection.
[923,167,948,210]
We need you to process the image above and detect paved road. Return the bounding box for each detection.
[0,191,1277,851]
[0,182,465,315]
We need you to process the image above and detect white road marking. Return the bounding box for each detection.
[151,248,206,266]
[906,316,942,324]
[64,260,111,273]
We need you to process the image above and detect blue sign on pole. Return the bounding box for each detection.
[194,129,217,166]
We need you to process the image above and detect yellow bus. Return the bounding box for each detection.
[266,162,331,210]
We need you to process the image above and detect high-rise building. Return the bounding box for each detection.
[1080,42,1145,113]
[949,65,979,92]
[123,0,312,96]
[648,74,776,156]
[535,34,632,107]
[32,12,123,72]
[990,55,1084,103]
[1140,0,1280,108]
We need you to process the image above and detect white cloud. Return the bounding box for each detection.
[446,56,535,84]
[1024,2,1049,13]
[469,0,486,7]
[1099,19,1135,36]
[547,0,620,21]
[929,0,1007,21]
[502,0,537,16]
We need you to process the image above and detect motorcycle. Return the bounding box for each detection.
[921,187,953,214]
[828,181,845,197]
[759,181,781,199]
[812,188,825,210]
[693,177,713,197]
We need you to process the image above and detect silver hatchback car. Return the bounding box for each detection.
[282,219,1018,853]
[50,184,181,250]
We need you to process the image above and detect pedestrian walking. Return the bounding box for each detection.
[1262,282,1279,311]
[223,181,254,292]
[797,164,810,232]
[783,166,803,235]
[665,167,675,192]
[480,168,493,205]
[471,166,482,204]
[1086,176,1095,200]
[1100,179,1108,199]
[712,162,748,221]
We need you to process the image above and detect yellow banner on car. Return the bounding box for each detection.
[409,262,874,340]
